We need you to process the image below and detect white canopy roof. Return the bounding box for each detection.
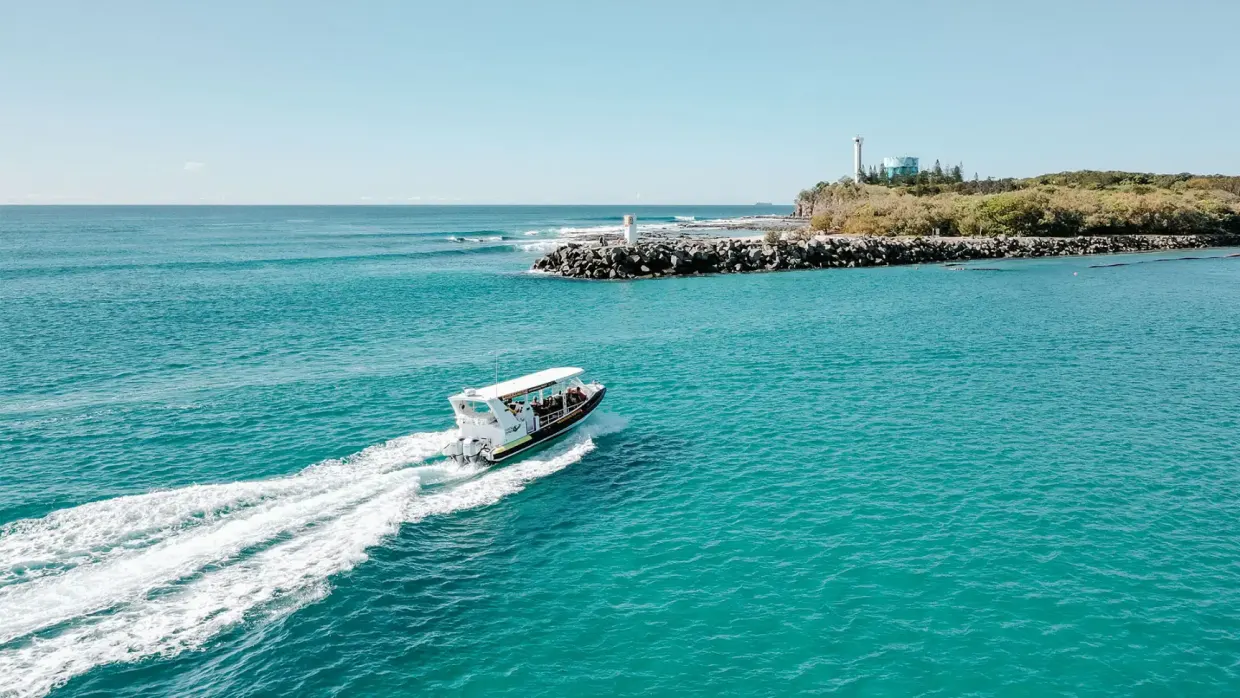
[454,367,584,401]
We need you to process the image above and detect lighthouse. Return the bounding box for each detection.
[853,135,864,184]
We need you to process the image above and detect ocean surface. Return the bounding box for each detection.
[3,205,1240,697]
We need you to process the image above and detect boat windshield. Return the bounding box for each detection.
[455,399,493,415]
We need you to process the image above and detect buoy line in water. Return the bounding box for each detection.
[0,414,626,698]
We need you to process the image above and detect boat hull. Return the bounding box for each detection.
[488,387,606,463]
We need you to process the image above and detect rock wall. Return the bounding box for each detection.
[531,234,1240,280]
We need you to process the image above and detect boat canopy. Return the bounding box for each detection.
[454,367,584,401]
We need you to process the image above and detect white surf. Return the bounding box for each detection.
[0,415,624,697]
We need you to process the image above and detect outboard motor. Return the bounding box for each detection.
[443,437,489,464]
[462,438,485,461]
[442,439,465,461]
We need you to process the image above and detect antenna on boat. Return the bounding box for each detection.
[490,349,500,391]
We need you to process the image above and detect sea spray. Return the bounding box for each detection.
[0,466,422,644]
[0,417,623,698]
[404,413,628,524]
[0,431,451,587]
[0,481,419,698]
[520,240,566,254]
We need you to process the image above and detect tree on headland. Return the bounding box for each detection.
[856,157,979,194]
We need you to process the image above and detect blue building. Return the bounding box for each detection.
[882,156,919,178]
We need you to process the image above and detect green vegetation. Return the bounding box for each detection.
[858,159,964,192]
[796,171,1240,238]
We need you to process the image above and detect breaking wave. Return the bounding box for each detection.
[555,222,682,239]
[520,241,566,253]
[434,216,790,254]
[447,235,508,243]
[0,415,625,697]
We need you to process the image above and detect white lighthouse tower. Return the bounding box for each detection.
[853,135,864,184]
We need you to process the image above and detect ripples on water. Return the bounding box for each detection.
[3,207,1240,696]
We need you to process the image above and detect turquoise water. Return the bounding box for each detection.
[3,205,1240,696]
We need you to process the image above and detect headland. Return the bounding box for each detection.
[533,171,1240,279]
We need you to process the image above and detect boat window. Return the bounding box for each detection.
[458,400,491,415]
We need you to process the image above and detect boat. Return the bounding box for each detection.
[441,367,606,465]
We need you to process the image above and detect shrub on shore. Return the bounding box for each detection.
[799,175,1240,237]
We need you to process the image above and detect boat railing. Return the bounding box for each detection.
[533,399,589,430]
[535,407,565,428]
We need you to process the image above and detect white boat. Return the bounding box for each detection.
[442,367,606,465]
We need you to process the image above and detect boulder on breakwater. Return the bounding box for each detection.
[531,234,1240,280]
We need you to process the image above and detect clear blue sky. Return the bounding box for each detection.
[2,0,1237,204]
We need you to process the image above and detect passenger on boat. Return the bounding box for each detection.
[535,395,563,417]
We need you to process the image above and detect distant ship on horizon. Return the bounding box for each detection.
[754,201,773,206]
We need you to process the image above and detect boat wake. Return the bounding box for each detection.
[0,414,625,697]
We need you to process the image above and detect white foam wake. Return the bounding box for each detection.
[0,433,445,587]
[0,417,623,697]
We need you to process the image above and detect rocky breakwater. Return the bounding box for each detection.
[531,234,1240,280]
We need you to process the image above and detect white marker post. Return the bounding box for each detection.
[624,214,638,244]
